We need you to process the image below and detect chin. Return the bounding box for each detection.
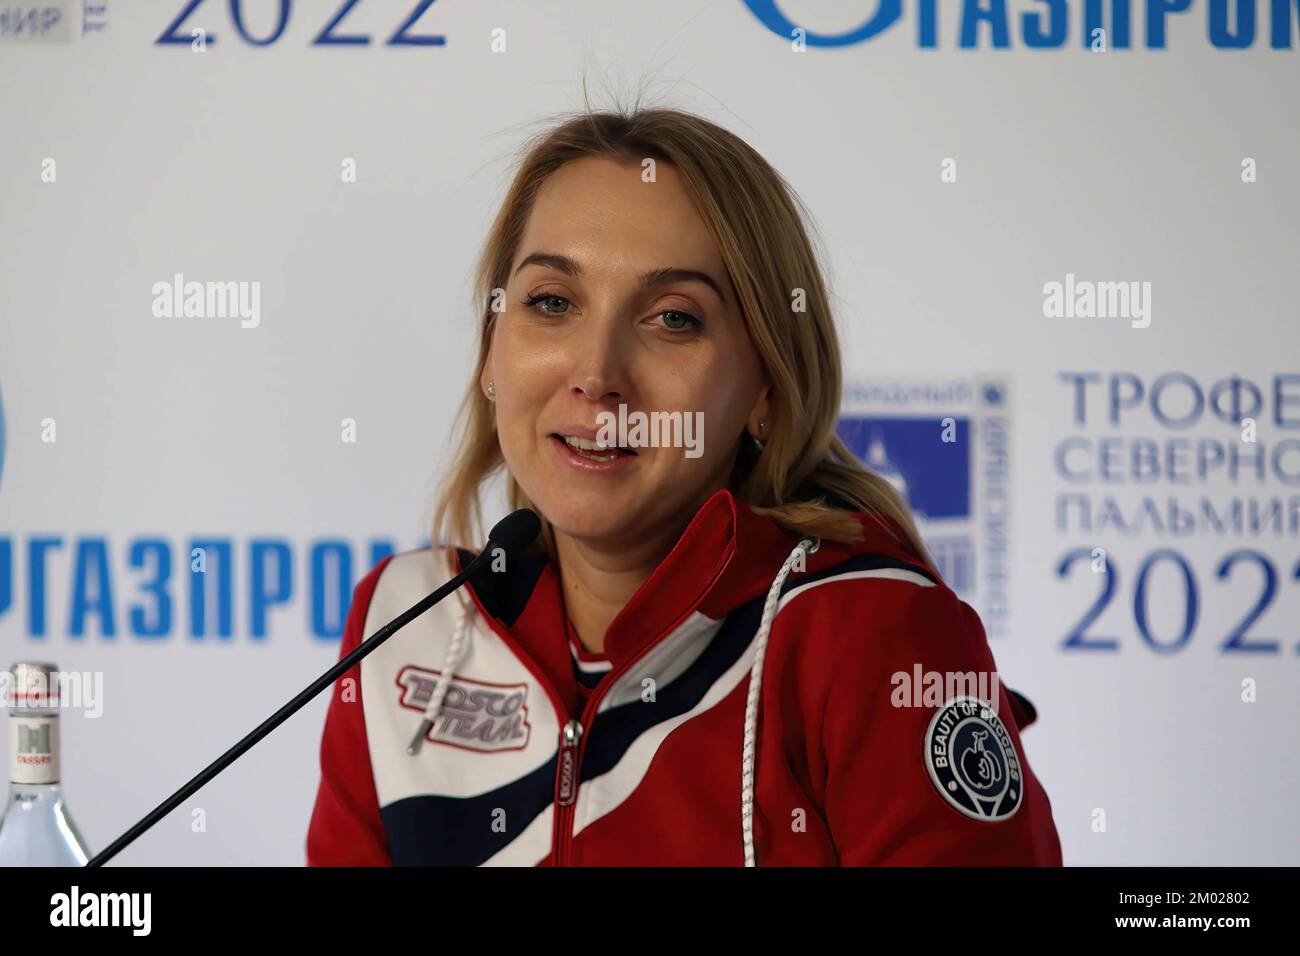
[530,489,657,545]
[544,511,643,544]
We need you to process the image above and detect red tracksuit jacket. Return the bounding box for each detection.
[306,489,1062,866]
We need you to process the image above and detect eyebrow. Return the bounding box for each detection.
[513,252,729,305]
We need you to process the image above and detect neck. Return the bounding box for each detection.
[551,466,737,654]
[553,522,683,655]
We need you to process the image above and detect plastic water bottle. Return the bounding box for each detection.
[0,662,90,866]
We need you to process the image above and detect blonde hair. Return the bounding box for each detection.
[433,105,933,568]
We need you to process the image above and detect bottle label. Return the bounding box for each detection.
[10,716,59,785]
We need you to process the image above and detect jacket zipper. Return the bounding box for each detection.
[455,546,737,866]
[548,604,707,866]
[455,542,739,866]
[553,698,597,866]
[556,719,583,806]
[552,718,583,864]
[455,595,598,867]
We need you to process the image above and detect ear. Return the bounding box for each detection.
[746,382,771,440]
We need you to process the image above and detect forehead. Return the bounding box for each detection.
[515,155,726,278]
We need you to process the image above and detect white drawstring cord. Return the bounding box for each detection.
[406,603,473,755]
[741,535,818,867]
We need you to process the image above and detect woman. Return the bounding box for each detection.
[306,107,1062,866]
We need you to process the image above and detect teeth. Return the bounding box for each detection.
[561,435,621,461]
[563,435,607,451]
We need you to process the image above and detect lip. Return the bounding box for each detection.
[547,434,639,474]
[550,424,610,443]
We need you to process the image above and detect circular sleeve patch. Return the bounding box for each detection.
[924,696,1023,822]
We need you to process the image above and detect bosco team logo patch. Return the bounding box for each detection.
[924,696,1023,821]
[395,667,531,753]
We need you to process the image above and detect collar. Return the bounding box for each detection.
[458,488,936,676]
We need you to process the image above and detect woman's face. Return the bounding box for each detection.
[483,155,769,550]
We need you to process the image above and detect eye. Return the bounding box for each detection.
[523,293,570,316]
[657,309,702,332]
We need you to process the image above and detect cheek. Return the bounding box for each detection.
[657,357,756,463]
[492,323,564,422]
[697,390,749,459]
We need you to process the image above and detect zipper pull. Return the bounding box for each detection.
[557,719,583,807]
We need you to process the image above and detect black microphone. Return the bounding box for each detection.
[482,507,542,559]
[85,508,541,867]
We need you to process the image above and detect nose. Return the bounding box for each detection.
[569,316,629,404]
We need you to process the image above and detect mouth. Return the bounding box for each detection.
[550,433,638,464]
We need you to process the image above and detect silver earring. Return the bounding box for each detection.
[486,381,495,400]
[752,421,766,451]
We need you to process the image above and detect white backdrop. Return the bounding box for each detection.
[1,0,1297,865]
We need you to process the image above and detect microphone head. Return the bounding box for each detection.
[485,508,541,556]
